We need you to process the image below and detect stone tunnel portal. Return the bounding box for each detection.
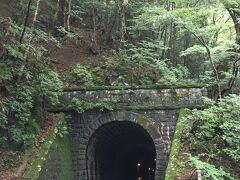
[86,121,156,180]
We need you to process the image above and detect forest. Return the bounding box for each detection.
[0,0,240,179]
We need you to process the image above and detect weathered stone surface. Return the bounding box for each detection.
[40,87,207,180]
[48,87,207,111]
[64,110,179,180]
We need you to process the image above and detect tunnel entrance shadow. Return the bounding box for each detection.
[86,121,156,180]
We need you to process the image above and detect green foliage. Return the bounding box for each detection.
[31,115,74,180]
[71,98,85,113]
[68,64,94,87]
[71,97,114,113]
[39,70,63,106]
[93,98,114,111]
[1,86,39,149]
[106,41,189,86]
[61,0,238,91]
[55,120,68,138]
[24,114,64,180]
[180,45,207,57]
[188,155,236,180]
[184,95,240,163]
[165,108,187,180]
[0,99,9,130]
[66,64,107,87]
[9,86,34,122]
[0,63,12,81]
[0,18,63,149]
[130,0,239,85]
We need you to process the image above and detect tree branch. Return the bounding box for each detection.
[183,26,222,98]
[19,0,32,44]
[221,58,240,96]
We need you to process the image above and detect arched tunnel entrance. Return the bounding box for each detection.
[86,121,156,180]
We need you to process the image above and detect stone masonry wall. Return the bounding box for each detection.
[40,87,207,180]
[49,87,207,111]
[65,110,179,180]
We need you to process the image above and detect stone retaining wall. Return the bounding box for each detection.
[49,87,207,111]
[40,87,207,180]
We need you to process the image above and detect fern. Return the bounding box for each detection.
[188,156,236,180]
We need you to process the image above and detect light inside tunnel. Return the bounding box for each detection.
[86,121,156,180]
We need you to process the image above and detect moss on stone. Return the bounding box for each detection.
[109,89,136,95]
[165,108,187,180]
[63,82,204,92]
[24,129,56,179]
[136,115,149,128]
[24,113,66,180]
[47,85,206,113]
[38,133,74,180]
[119,104,204,110]
[48,104,204,112]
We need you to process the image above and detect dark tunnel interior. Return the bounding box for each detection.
[86,121,156,180]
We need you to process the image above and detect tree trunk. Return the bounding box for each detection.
[117,0,126,41]
[206,46,222,99]
[65,0,72,31]
[31,0,41,28]
[221,59,240,96]
[171,2,176,64]
[167,21,173,60]
[185,26,222,98]
[53,0,60,27]
[226,6,240,45]
[58,0,66,28]
[104,0,111,32]
[183,32,190,67]
[161,28,168,59]
[19,0,32,44]
[92,8,97,45]
[172,23,177,64]
[18,0,41,82]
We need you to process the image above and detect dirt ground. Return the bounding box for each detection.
[51,29,107,73]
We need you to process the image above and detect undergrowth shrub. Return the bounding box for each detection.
[188,155,236,180]
[182,95,240,178]
[68,65,94,87]
[0,18,63,149]
[71,97,113,113]
[66,65,107,87]
[106,41,189,86]
[184,95,240,161]
[39,70,63,106]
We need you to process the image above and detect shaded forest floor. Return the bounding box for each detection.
[51,29,106,73]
